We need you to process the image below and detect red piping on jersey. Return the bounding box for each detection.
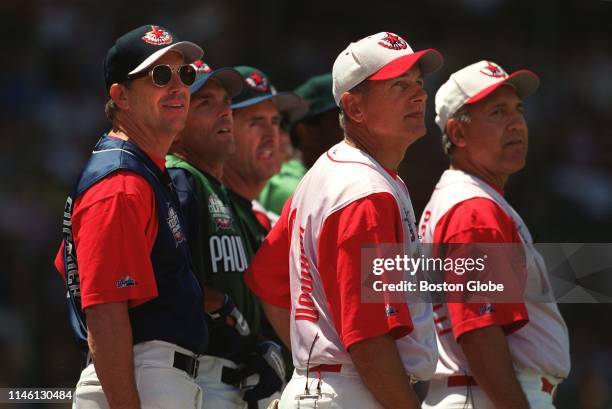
[325,151,398,178]
[326,150,378,170]
[432,174,504,196]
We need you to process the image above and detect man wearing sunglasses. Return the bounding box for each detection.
[54,25,207,408]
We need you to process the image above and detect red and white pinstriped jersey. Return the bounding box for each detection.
[419,169,570,379]
[283,141,437,380]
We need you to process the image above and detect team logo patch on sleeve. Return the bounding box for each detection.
[142,25,173,46]
[479,62,508,78]
[378,32,408,50]
[479,303,496,315]
[385,304,398,316]
[245,71,269,92]
[166,204,185,245]
[116,275,137,288]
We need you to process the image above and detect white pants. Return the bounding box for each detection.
[72,340,203,409]
[196,355,282,409]
[423,372,559,409]
[197,355,245,409]
[279,368,383,409]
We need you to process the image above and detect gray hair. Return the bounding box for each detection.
[338,107,347,132]
[337,81,371,133]
[442,105,471,156]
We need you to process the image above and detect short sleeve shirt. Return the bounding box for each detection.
[54,162,164,310]
[433,196,529,340]
[246,191,413,349]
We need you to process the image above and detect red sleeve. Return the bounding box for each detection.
[434,197,529,341]
[55,171,159,310]
[318,192,413,350]
[245,198,292,308]
[253,209,272,232]
[54,241,66,279]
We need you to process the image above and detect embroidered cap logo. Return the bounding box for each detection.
[193,60,212,74]
[142,25,173,46]
[246,71,269,92]
[378,32,408,50]
[479,62,508,78]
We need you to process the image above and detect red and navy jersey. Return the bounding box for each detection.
[55,134,208,354]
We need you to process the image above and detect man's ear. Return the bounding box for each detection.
[109,83,130,111]
[341,92,364,124]
[447,118,468,148]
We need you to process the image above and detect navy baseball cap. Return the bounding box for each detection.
[104,24,203,92]
[231,66,308,123]
[189,60,243,98]
[294,73,337,121]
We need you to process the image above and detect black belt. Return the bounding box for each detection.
[83,350,199,379]
[221,366,241,386]
[173,351,199,378]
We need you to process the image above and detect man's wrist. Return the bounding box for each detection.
[204,288,226,312]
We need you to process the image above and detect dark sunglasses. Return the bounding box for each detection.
[128,64,196,87]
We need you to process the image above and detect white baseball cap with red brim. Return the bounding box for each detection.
[435,60,540,132]
[332,32,443,105]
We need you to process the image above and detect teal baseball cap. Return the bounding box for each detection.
[294,73,337,121]
[231,66,308,122]
[189,60,243,98]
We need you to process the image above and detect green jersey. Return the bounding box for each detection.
[228,189,269,253]
[258,159,307,214]
[166,155,261,360]
[227,188,294,378]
